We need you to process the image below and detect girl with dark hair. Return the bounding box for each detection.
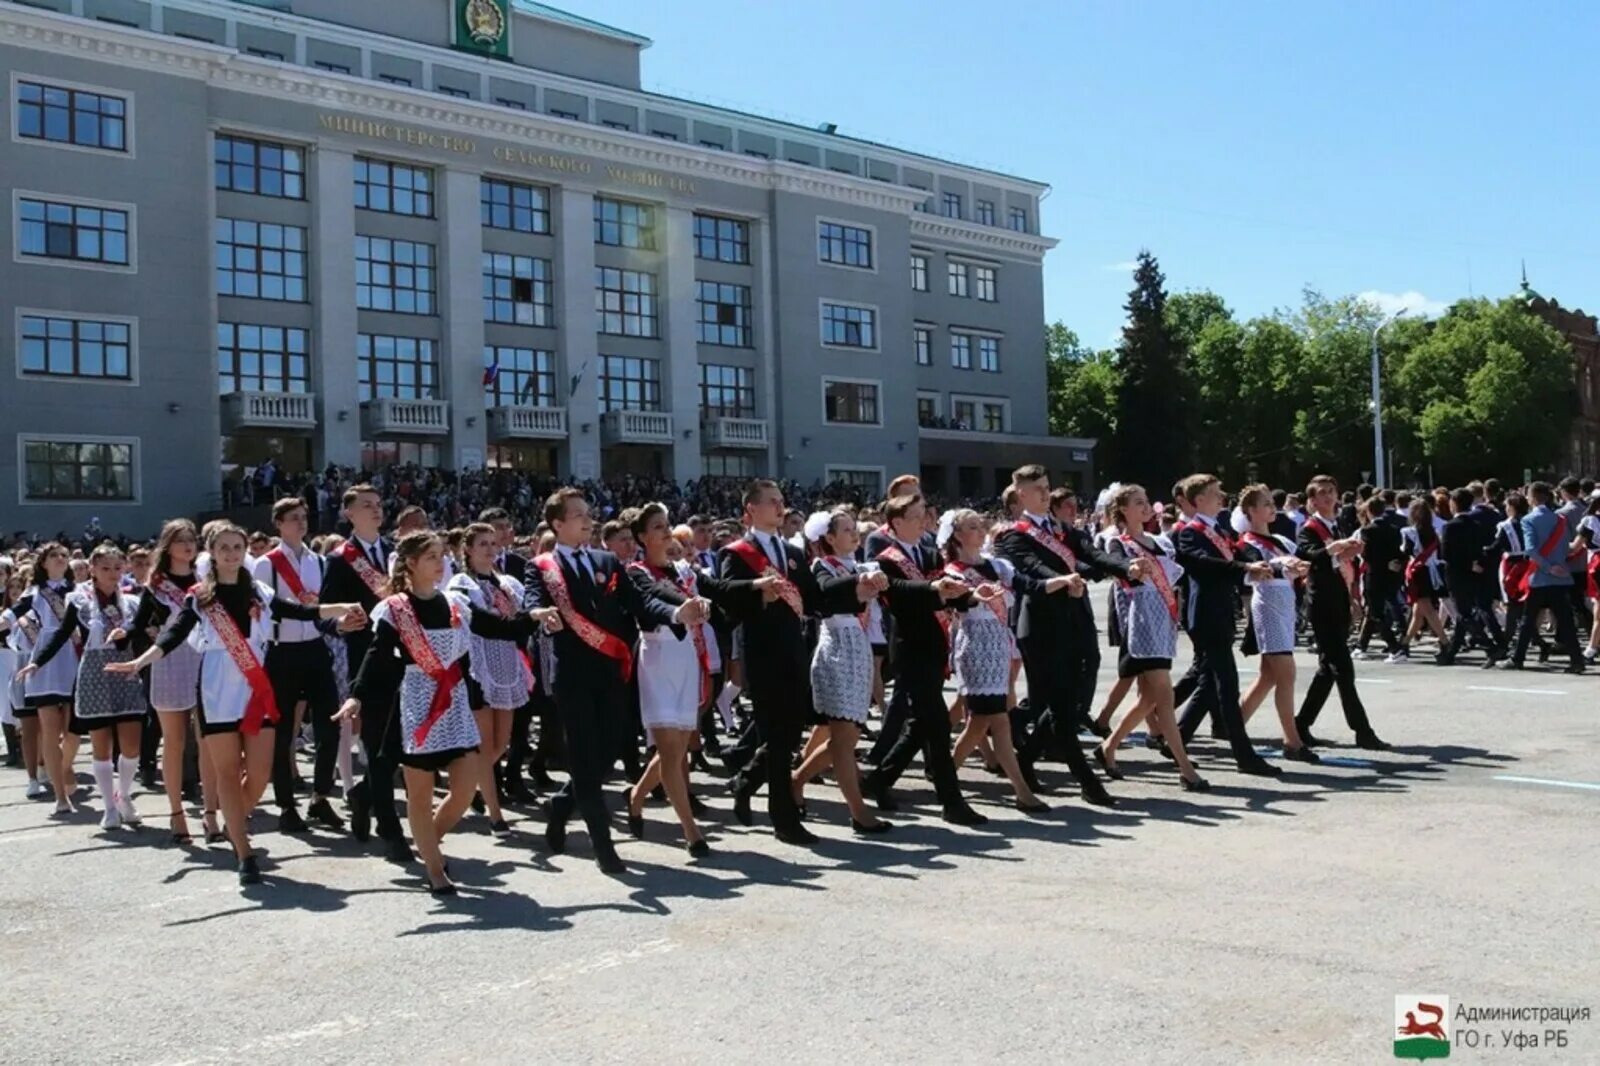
[1391,498,1448,662]
[19,543,77,814]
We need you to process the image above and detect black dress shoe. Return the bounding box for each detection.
[687,838,711,858]
[237,854,262,885]
[595,852,628,875]
[1354,733,1392,752]
[1015,798,1051,815]
[489,818,511,835]
[307,798,345,831]
[384,837,415,864]
[1282,745,1322,765]
[1151,739,1179,764]
[1181,775,1211,793]
[851,818,892,835]
[1081,785,1118,808]
[1564,662,1587,676]
[942,804,988,827]
[1537,645,1552,664]
[626,807,644,839]
[348,781,371,842]
[545,799,569,854]
[732,786,753,827]
[1092,746,1125,781]
[277,808,310,834]
[428,880,457,897]
[1236,757,1282,777]
[774,824,819,846]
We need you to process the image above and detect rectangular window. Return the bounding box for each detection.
[244,48,284,60]
[916,394,937,425]
[951,334,972,370]
[357,334,437,400]
[941,192,962,218]
[597,354,661,412]
[601,119,631,131]
[694,214,749,263]
[19,314,132,381]
[214,134,305,199]
[216,322,309,394]
[484,346,555,408]
[214,218,305,301]
[744,149,770,159]
[593,197,656,249]
[19,197,130,266]
[437,86,470,99]
[700,364,755,418]
[979,336,1000,372]
[548,108,579,120]
[823,380,879,425]
[16,80,127,151]
[830,468,883,495]
[818,220,873,268]
[703,453,756,477]
[22,438,134,501]
[315,62,352,74]
[595,267,658,337]
[482,252,553,326]
[495,97,527,110]
[910,253,928,292]
[698,140,725,151]
[975,265,997,302]
[697,281,752,347]
[976,199,996,226]
[821,303,876,349]
[362,440,440,468]
[1008,207,1028,232]
[948,261,969,297]
[652,130,679,141]
[480,177,551,234]
[354,157,434,217]
[952,399,975,427]
[911,187,930,213]
[356,236,435,314]
[378,74,413,87]
[981,401,1006,432]
[914,326,932,366]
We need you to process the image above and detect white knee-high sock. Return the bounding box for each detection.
[92,759,116,807]
[117,755,140,812]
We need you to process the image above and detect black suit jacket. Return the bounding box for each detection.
[1441,513,1489,591]
[1359,520,1404,588]
[1174,520,1250,639]
[499,551,528,584]
[1296,517,1352,629]
[993,522,1128,644]
[321,537,394,670]
[525,548,678,688]
[872,541,968,683]
[718,533,859,693]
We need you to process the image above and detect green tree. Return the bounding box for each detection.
[1045,322,1120,445]
[1110,252,1190,486]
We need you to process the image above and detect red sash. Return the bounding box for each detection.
[147,572,189,614]
[1300,516,1356,594]
[1537,515,1569,563]
[39,584,83,655]
[725,537,803,617]
[822,556,870,631]
[630,562,712,705]
[383,593,463,748]
[534,553,634,681]
[1013,518,1079,571]
[338,541,389,598]
[878,544,952,654]
[1117,537,1179,622]
[198,594,277,735]
[945,559,1009,627]
[470,573,534,693]
[89,587,126,636]
[1404,537,1439,603]
[1186,519,1234,561]
[1500,554,1534,604]
[266,546,318,605]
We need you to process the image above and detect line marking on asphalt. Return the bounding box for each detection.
[1252,748,1373,768]
[1493,775,1600,793]
[1467,686,1567,696]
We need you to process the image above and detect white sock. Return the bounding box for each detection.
[117,755,140,813]
[715,682,741,731]
[92,759,116,808]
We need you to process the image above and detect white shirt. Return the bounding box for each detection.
[556,543,595,582]
[750,530,786,571]
[352,535,386,572]
[250,541,323,644]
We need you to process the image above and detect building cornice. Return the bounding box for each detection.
[920,428,1097,450]
[911,215,1058,258]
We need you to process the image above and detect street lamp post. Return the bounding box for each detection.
[1370,307,1407,489]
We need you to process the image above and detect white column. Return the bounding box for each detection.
[752,216,778,477]
[440,168,487,469]
[311,145,359,468]
[557,187,600,480]
[662,206,703,483]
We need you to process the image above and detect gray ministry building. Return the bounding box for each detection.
[1,0,1094,534]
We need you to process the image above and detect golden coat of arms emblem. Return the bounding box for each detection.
[464,0,506,45]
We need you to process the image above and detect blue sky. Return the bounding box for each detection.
[574,0,1600,347]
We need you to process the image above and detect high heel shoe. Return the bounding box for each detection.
[686,838,711,859]
[169,811,192,846]
[204,813,226,844]
[1092,745,1125,781]
[851,818,892,835]
[1181,775,1211,793]
[1014,798,1051,815]
[624,789,645,839]
[237,854,262,885]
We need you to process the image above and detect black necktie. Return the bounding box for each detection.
[765,536,782,571]
[369,544,382,570]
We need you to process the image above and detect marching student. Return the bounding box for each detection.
[1437,487,1505,665]
[623,503,768,855]
[18,544,146,828]
[20,543,79,813]
[4,567,47,800]
[107,524,361,884]
[1573,495,1600,663]
[338,530,539,895]
[321,484,407,862]
[1498,482,1585,673]
[788,508,891,833]
[1391,498,1449,662]
[528,488,697,873]
[1295,475,1390,750]
[1232,485,1319,762]
[859,493,992,826]
[1091,485,1210,790]
[130,520,216,843]
[722,480,879,845]
[446,522,534,834]
[1354,494,1405,659]
[1172,475,1282,777]
[251,497,345,833]
[942,508,1058,811]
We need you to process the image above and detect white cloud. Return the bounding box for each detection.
[1357,289,1448,319]
[1102,261,1140,272]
